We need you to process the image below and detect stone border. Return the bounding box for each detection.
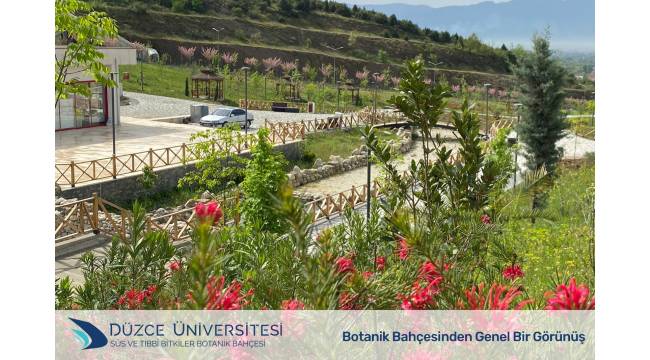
[288,127,414,188]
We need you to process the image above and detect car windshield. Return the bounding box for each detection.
[211,108,231,116]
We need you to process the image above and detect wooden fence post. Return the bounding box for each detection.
[181,143,186,164]
[148,148,153,168]
[70,161,75,188]
[92,192,99,231]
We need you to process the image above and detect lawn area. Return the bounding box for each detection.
[291,128,398,169]
[495,162,595,306]
[119,63,554,115]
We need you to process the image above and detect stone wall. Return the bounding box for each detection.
[60,140,303,204]
[288,127,413,188]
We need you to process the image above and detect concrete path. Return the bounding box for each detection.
[55,92,334,162]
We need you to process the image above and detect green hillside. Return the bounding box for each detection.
[93,0,519,88]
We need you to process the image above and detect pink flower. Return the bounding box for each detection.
[169,261,181,272]
[544,278,595,310]
[459,283,532,310]
[397,236,410,260]
[335,257,355,274]
[502,264,524,280]
[480,214,491,224]
[204,276,253,310]
[194,201,223,225]
[375,256,386,271]
[281,299,305,310]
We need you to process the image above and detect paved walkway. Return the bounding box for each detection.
[56,92,334,162]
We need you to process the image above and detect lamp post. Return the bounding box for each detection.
[484,83,492,136]
[110,69,117,157]
[512,103,523,187]
[323,44,344,88]
[211,27,225,42]
[373,73,380,124]
[242,66,250,138]
[591,91,595,127]
[336,81,341,112]
[428,61,444,85]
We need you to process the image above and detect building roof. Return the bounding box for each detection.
[191,69,224,81]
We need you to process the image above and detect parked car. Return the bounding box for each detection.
[199,107,254,128]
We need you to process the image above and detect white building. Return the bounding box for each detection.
[55,35,137,130]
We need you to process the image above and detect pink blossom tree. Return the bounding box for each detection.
[244,57,258,70]
[201,47,219,65]
[178,46,196,64]
[280,60,297,75]
[262,57,281,99]
[391,76,401,88]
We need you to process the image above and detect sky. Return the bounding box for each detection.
[344,0,511,7]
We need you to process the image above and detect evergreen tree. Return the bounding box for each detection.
[514,33,568,174]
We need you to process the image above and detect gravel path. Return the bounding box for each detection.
[122,91,333,122]
[297,130,460,197]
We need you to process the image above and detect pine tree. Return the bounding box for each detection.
[514,33,568,174]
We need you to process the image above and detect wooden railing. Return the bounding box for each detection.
[239,99,309,112]
[56,131,295,187]
[55,193,130,243]
[55,192,243,244]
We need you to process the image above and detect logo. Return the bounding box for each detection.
[69,318,108,350]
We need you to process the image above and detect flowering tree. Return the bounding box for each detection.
[391,76,401,88]
[319,63,333,84]
[280,60,297,75]
[355,68,369,88]
[262,57,281,98]
[178,46,196,64]
[244,57,258,71]
[201,47,219,65]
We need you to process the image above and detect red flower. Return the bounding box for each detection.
[545,278,595,310]
[418,261,443,284]
[362,271,374,280]
[480,214,491,224]
[460,283,532,310]
[169,261,181,272]
[204,276,254,310]
[502,264,524,280]
[194,201,223,225]
[335,257,355,274]
[281,299,305,310]
[116,286,157,309]
[399,279,441,310]
[397,236,410,260]
[375,256,386,271]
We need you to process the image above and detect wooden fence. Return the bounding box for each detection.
[238,99,309,112]
[55,192,243,244]
[56,130,293,187]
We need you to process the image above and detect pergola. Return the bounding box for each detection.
[339,80,361,105]
[191,69,224,101]
[276,75,301,101]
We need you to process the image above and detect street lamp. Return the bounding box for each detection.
[373,72,380,123]
[336,81,341,112]
[323,43,344,87]
[483,83,492,137]
[242,66,250,138]
[512,103,523,187]
[211,27,225,42]
[428,61,444,85]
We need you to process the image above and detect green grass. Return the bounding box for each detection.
[495,163,595,305]
[116,187,201,212]
[120,63,551,115]
[290,128,398,170]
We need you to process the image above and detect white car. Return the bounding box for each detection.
[199,107,254,128]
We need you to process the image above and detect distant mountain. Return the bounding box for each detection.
[357,0,594,52]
